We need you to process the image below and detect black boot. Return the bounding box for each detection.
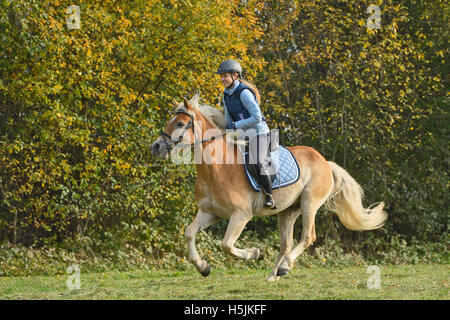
[259,174,277,209]
[264,193,277,209]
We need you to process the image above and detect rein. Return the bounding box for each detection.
[159,110,226,152]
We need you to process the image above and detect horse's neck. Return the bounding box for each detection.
[195,114,238,176]
[194,113,220,141]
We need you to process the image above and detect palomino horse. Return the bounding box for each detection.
[151,95,387,282]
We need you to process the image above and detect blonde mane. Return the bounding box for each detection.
[174,94,227,129]
[174,94,246,146]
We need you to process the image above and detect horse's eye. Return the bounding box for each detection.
[177,122,184,127]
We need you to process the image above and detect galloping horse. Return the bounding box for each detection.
[151,95,387,282]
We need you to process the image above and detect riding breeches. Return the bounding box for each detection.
[247,133,275,195]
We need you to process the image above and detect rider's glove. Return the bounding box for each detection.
[226,122,236,130]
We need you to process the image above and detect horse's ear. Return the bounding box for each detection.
[183,97,191,110]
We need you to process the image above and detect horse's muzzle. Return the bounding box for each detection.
[151,142,160,155]
[151,139,169,159]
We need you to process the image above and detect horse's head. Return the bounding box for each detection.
[151,98,197,159]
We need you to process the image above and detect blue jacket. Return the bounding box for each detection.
[223,80,270,137]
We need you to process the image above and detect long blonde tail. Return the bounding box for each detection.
[325,161,387,231]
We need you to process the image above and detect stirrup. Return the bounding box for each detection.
[264,194,277,210]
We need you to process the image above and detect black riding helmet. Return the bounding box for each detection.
[216,59,243,77]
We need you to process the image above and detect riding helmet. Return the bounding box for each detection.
[216,59,243,77]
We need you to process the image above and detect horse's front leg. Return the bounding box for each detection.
[185,210,220,277]
[221,213,264,260]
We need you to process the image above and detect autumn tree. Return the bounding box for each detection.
[254,0,448,245]
[0,0,263,244]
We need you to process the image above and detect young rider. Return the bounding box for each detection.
[217,59,277,209]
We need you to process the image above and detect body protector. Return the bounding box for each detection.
[223,82,266,123]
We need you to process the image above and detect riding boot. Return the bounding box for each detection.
[259,174,277,210]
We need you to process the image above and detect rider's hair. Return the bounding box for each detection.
[239,79,261,105]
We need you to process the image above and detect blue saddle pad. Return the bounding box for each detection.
[242,146,300,192]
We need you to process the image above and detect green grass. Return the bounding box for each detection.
[0,264,448,300]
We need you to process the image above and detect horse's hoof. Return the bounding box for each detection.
[200,264,210,277]
[276,267,289,277]
[258,250,264,261]
[266,275,280,283]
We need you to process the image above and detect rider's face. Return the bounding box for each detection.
[220,72,238,88]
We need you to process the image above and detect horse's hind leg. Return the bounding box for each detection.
[267,203,302,282]
[185,210,220,277]
[277,186,331,277]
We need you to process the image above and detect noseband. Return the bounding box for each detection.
[160,110,195,153]
[159,109,226,153]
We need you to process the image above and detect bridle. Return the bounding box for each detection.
[160,110,194,153]
[159,109,226,153]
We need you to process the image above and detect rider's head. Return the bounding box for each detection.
[216,59,242,88]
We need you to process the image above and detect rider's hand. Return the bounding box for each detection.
[226,122,236,130]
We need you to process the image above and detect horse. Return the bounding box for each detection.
[151,95,387,282]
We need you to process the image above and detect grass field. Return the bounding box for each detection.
[0,264,448,300]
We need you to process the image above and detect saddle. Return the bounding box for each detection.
[244,152,277,184]
[242,136,300,192]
